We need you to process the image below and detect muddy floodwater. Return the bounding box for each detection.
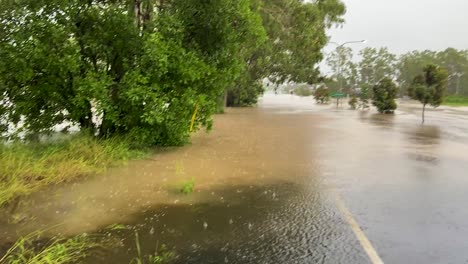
[2,94,468,263]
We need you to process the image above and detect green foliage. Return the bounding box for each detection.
[327,46,397,94]
[226,0,346,106]
[326,46,356,91]
[443,95,468,106]
[0,232,99,264]
[398,48,468,96]
[314,86,331,104]
[348,96,358,110]
[131,231,174,264]
[326,47,468,98]
[0,0,346,142]
[372,78,398,114]
[0,134,145,206]
[0,0,271,146]
[181,178,195,194]
[410,64,448,123]
[358,85,371,109]
[358,47,397,86]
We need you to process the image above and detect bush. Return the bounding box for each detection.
[313,87,331,104]
[372,78,398,113]
[349,96,358,109]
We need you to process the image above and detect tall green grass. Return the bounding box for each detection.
[0,135,148,206]
[443,95,468,106]
[0,231,99,264]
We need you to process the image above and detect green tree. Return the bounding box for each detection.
[348,95,358,110]
[410,64,448,124]
[436,48,468,95]
[0,0,267,146]
[358,85,370,109]
[326,46,356,92]
[397,50,438,96]
[372,78,398,114]
[226,0,346,106]
[358,47,397,87]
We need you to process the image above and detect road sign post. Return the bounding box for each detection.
[331,92,346,108]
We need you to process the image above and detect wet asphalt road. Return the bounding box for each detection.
[263,95,468,264]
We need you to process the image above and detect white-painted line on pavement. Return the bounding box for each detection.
[334,192,385,264]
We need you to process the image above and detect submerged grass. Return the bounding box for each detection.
[0,134,148,207]
[131,231,175,264]
[443,95,468,106]
[0,231,100,264]
[180,179,195,194]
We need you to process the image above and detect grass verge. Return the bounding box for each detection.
[442,95,468,107]
[0,231,100,264]
[0,134,148,207]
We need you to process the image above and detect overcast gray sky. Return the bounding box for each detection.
[325,0,468,54]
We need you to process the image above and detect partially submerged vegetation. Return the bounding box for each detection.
[443,95,468,107]
[313,86,331,104]
[0,232,99,264]
[132,231,175,264]
[0,135,147,206]
[409,64,448,123]
[1,227,175,264]
[180,179,195,194]
[0,0,346,207]
[0,0,345,146]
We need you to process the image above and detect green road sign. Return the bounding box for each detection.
[331,92,346,98]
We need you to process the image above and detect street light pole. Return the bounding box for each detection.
[329,40,366,108]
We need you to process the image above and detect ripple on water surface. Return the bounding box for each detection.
[85,182,369,264]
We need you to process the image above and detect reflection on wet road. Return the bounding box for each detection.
[3,94,468,263]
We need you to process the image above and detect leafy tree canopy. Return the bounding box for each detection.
[372,77,398,114]
[410,64,448,123]
[0,0,346,144]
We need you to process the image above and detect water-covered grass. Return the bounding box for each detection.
[0,231,99,264]
[0,135,148,207]
[443,95,468,106]
[131,230,175,264]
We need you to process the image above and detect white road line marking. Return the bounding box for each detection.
[334,192,385,264]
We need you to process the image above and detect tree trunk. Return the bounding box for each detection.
[422,104,426,124]
[134,0,143,29]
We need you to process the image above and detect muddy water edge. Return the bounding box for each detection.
[4,95,468,263]
[1,97,362,263]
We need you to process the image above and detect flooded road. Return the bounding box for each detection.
[2,94,468,263]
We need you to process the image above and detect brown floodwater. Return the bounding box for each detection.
[2,94,468,263]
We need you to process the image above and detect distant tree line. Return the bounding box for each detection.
[326,47,468,97]
[325,47,451,122]
[0,0,345,146]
